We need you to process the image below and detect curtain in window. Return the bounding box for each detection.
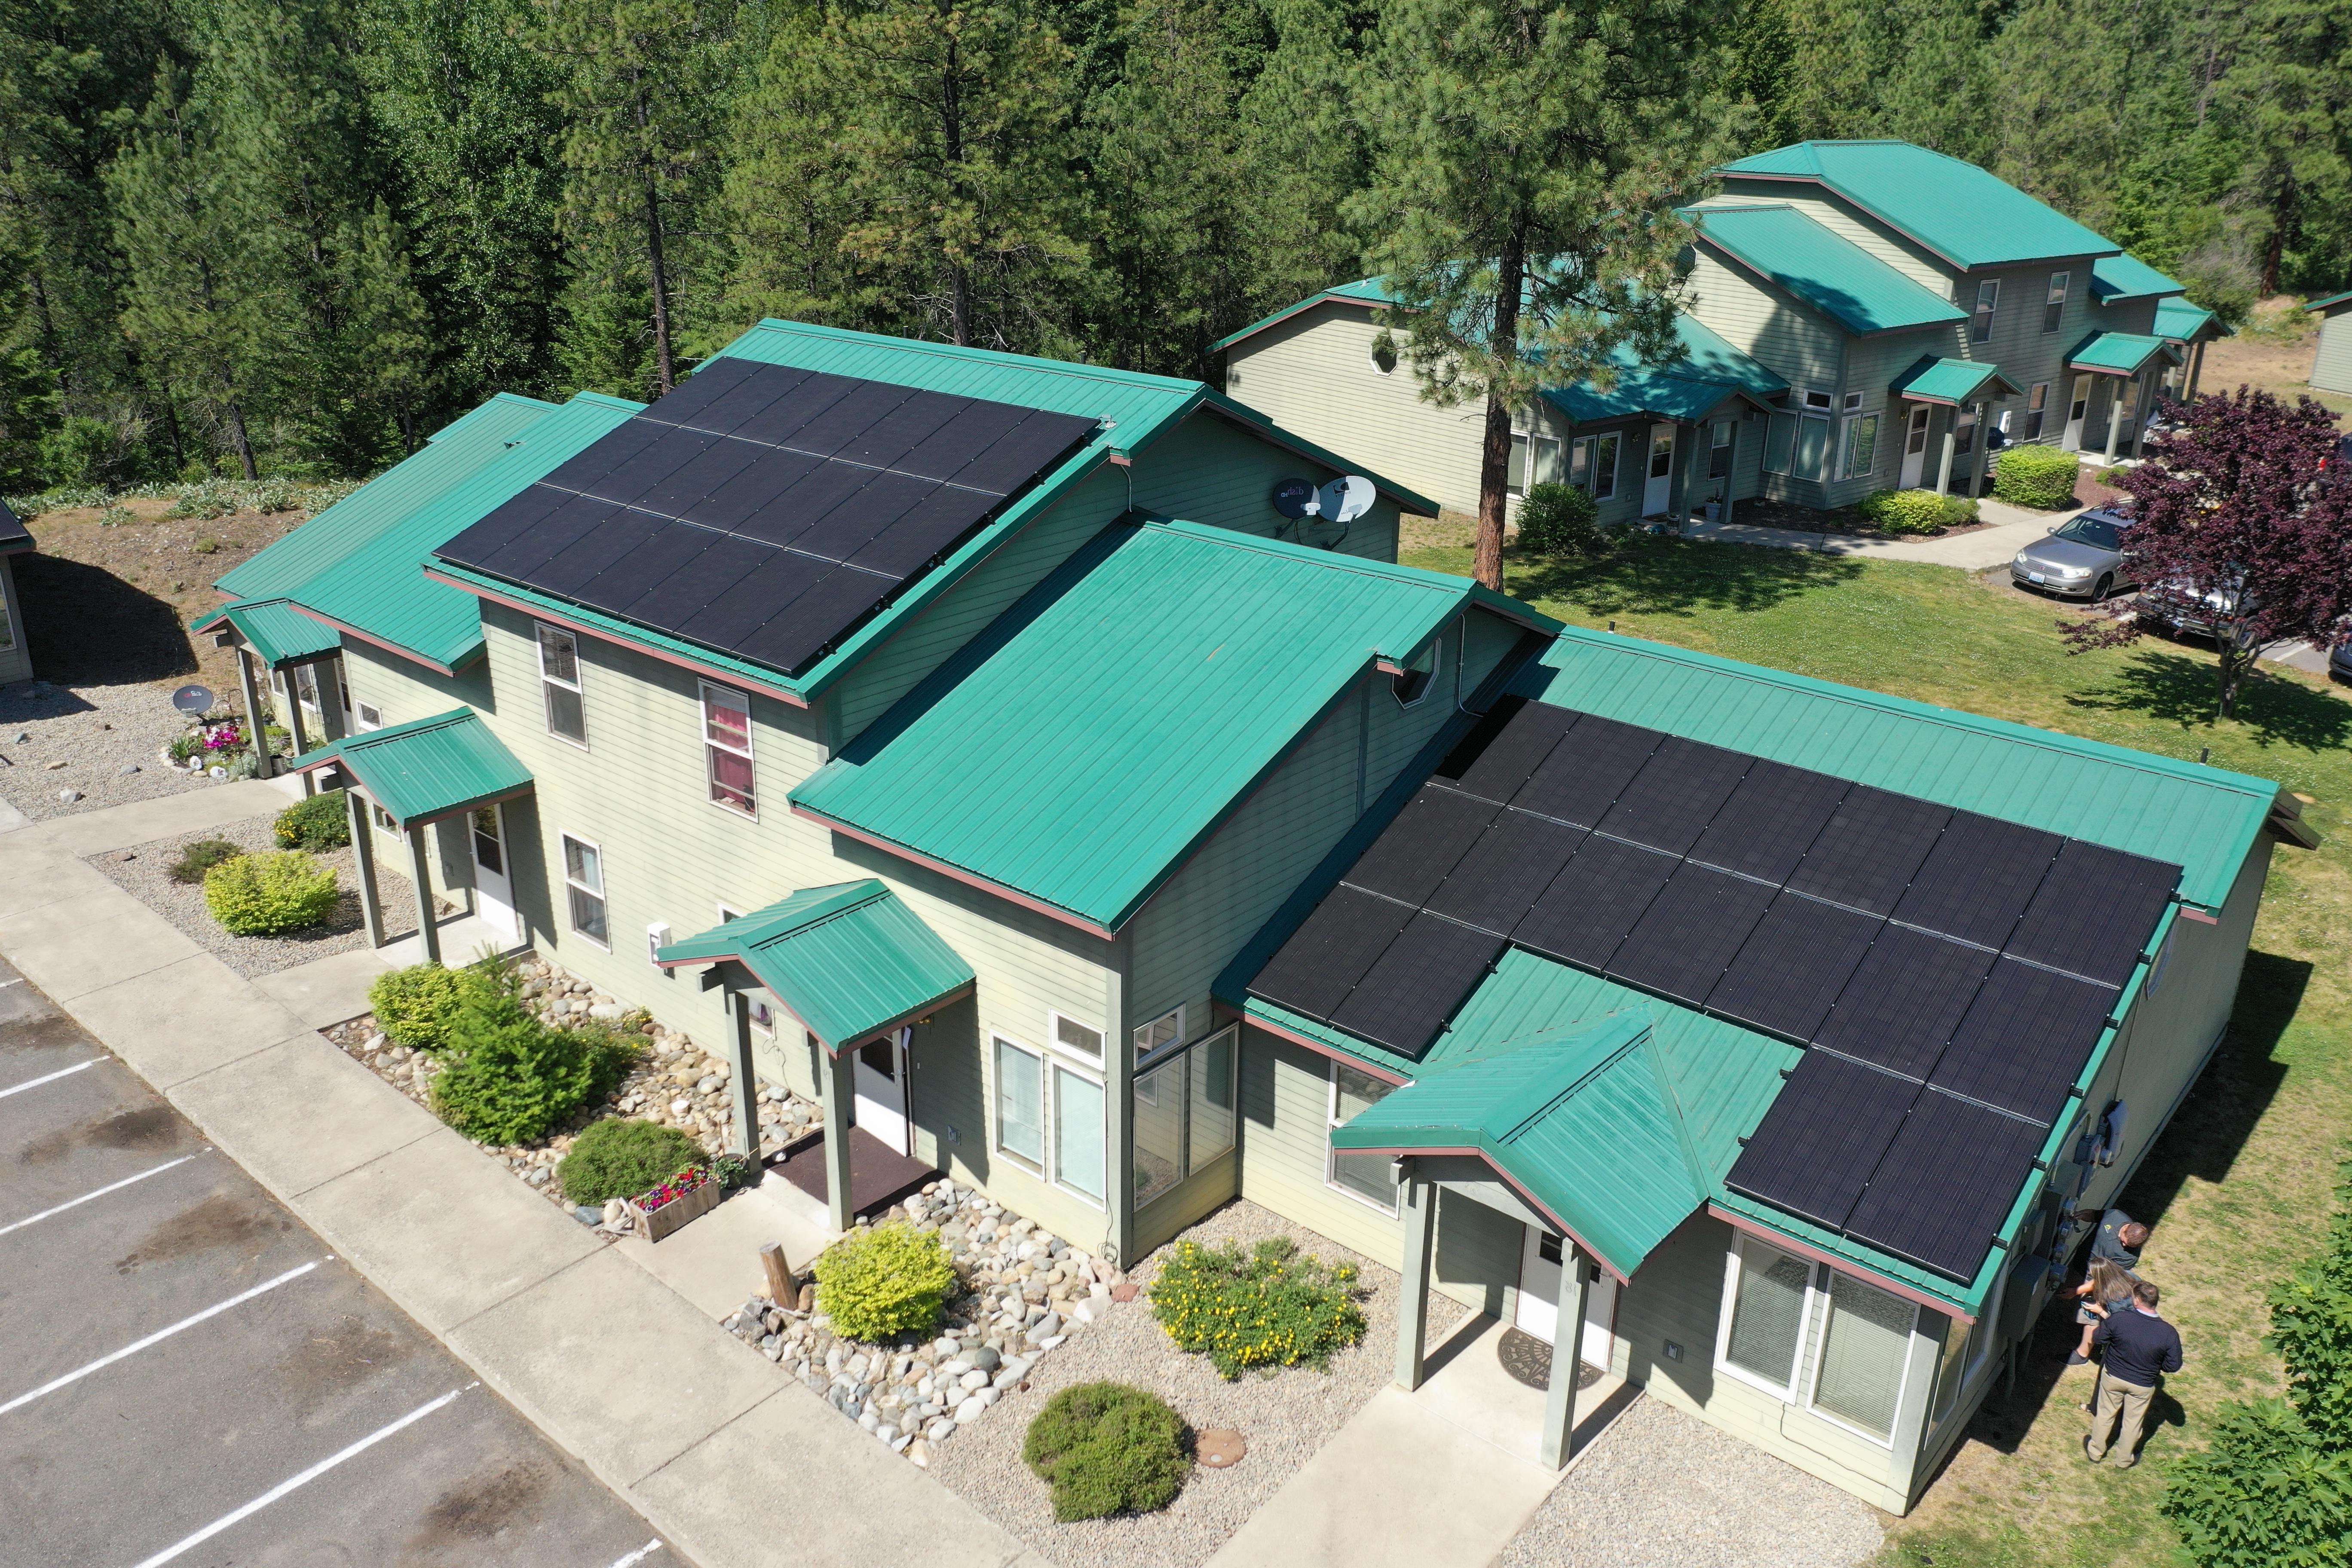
[1054,1066,1106,1201]
[1813,1271,1917,1438]
[1726,1243,1812,1387]
[995,1039,1044,1164]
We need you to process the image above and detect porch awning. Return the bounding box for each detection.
[654,880,974,1054]
[193,597,343,668]
[2154,298,2229,346]
[1329,1011,1707,1282]
[1889,356,2020,407]
[2067,331,2181,377]
[287,707,531,829]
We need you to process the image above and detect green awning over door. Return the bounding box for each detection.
[286,707,532,828]
[193,597,344,668]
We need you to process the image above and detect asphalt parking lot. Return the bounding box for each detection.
[0,954,672,1567]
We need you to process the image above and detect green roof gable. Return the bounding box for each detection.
[190,598,343,668]
[2154,298,2229,343]
[1716,141,2119,270]
[2304,289,2352,313]
[792,517,1558,934]
[288,707,531,828]
[1687,203,1970,336]
[2067,331,2180,376]
[2090,253,2187,302]
[1889,356,2020,407]
[1542,313,1788,424]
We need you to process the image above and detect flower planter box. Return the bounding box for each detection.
[630,1175,722,1242]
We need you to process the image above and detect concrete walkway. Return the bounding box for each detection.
[1684,495,2073,569]
[0,786,1039,1568]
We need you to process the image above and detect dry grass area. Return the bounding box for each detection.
[2196,299,2350,423]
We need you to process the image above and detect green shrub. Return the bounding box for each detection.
[429,989,635,1145]
[1855,488,1977,535]
[202,850,338,934]
[368,963,473,1051]
[1023,1382,1188,1520]
[1514,481,1605,557]
[1991,444,2082,509]
[557,1118,706,1205]
[1149,1235,1366,1378]
[2163,1398,2352,1567]
[813,1223,958,1342]
[170,839,244,885]
[273,788,349,851]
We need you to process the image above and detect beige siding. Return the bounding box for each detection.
[337,641,497,899]
[2313,306,2352,395]
[1685,251,1844,394]
[1713,183,1955,292]
[1131,410,1402,563]
[0,555,31,685]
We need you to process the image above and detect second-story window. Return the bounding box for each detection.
[1971,279,1999,344]
[537,623,587,746]
[2043,271,2069,334]
[701,681,754,815]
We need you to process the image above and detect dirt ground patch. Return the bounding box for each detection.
[2195,301,2349,423]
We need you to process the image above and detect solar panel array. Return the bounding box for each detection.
[1247,694,2183,1281]
[437,357,1100,674]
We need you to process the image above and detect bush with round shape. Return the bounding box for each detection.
[429,990,635,1145]
[1514,481,1605,557]
[203,850,338,934]
[1855,488,1960,536]
[557,1118,706,1205]
[1022,1382,1189,1521]
[1992,444,2082,509]
[170,838,244,885]
[273,788,350,851]
[1149,1234,1366,1378]
[366,963,474,1051]
[812,1222,958,1343]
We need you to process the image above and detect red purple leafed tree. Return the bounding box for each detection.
[2060,389,2352,718]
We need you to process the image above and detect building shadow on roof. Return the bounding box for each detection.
[10,552,198,688]
[1504,534,1865,620]
[2063,646,2352,753]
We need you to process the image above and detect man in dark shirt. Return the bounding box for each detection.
[2085,1280,2182,1467]
[2091,1208,2150,1269]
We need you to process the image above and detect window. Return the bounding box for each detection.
[1370,339,1398,376]
[1971,279,1999,344]
[538,623,586,745]
[470,807,504,876]
[1391,637,1437,707]
[994,1036,1045,1167]
[1133,1008,1183,1062]
[2024,383,2049,440]
[1808,1271,1919,1441]
[1763,414,1796,475]
[1054,1065,1106,1203]
[1569,432,1621,500]
[701,681,754,815]
[1188,1027,1237,1170]
[1135,1052,1184,1207]
[1508,432,1562,492]
[1647,427,1675,483]
[354,702,383,731]
[2043,271,2069,334]
[1719,1236,1813,1396]
[1929,1313,1974,1424]
[1133,1019,1238,1210]
[2052,513,2125,550]
[1793,417,1830,480]
[0,584,13,652]
[2069,375,2092,427]
[371,801,397,833]
[1839,412,1881,480]
[561,833,608,947]
[1954,402,1980,458]
[1841,390,1866,415]
[1802,389,1834,412]
[1050,1011,1103,1064]
[717,906,777,1032]
[1708,420,1736,480]
[1326,1061,1398,1213]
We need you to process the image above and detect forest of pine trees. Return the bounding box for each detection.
[0,0,2343,491]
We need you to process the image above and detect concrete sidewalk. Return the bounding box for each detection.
[0,787,1040,1568]
[1684,495,2072,569]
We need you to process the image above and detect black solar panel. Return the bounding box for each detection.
[437,361,1100,674]
[1344,787,1501,906]
[1785,787,1951,915]
[1447,699,1578,803]
[1844,1089,2050,1280]
[1705,893,1884,1040]
[1596,737,1754,856]
[1930,957,2117,1119]
[1330,914,1507,1057]
[1891,811,2065,949]
[1725,1051,1918,1231]
[1687,761,1850,884]
[1813,925,1996,1079]
[1246,886,1413,1022]
[1606,864,1779,1005]
[2006,840,2181,984]
[1512,835,1679,969]
[1510,714,1662,828]
[1424,808,1586,934]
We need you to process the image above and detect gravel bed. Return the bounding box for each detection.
[0,678,230,820]
[928,1198,1467,1568]
[86,814,439,978]
[1499,1393,1884,1568]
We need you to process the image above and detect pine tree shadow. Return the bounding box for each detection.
[1507,536,1865,620]
[2064,647,2352,753]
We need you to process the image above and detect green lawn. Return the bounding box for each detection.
[1400,533,2352,1568]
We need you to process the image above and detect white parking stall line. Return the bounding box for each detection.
[0,1260,321,1416]
[604,1543,665,1568]
[0,1060,95,1099]
[126,1386,470,1568]
[0,977,22,987]
[0,1156,201,1240]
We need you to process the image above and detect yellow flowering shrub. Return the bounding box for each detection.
[1148,1235,1365,1379]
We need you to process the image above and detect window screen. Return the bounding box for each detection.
[994,1037,1044,1165]
[1054,1065,1106,1201]
[1812,1271,1917,1439]
[702,683,754,814]
[1724,1239,1812,1390]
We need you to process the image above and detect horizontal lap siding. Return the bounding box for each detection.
[0,557,30,684]
[339,642,499,899]
[1687,252,1844,397]
[1135,411,1401,563]
[2315,310,2352,395]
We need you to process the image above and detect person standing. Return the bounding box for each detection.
[2085,1280,2182,1467]
[2069,1210,2151,1366]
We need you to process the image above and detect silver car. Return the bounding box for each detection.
[2011,507,2136,600]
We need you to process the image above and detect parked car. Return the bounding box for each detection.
[2138,574,2248,641]
[2011,507,2137,599]
[2329,636,2352,683]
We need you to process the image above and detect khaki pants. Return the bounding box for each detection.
[2087,1373,2155,1461]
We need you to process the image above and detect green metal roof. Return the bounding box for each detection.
[654,880,974,1052]
[2154,297,2229,343]
[1715,141,2119,271]
[2067,331,2181,376]
[2306,289,2352,313]
[791,516,1559,933]
[288,707,532,828]
[190,598,343,668]
[1209,276,1399,353]
[214,391,641,671]
[1687,204,1970,336]
[0,500,28,553]
[1541,313,1788,424]
[1889,355,2021,407]
[2090,253,2187,303]
[1517,626,2278,909]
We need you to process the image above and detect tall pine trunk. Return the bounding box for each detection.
[223,397,257,479]
[1474,219,1528,591]
[942,48,971,347]
[636,92,675,395]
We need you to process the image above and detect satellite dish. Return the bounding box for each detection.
[1317,475,1376,525]
[1271,478,1317,520]
[172,684,215,716]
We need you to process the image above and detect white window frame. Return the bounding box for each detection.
[0,577,14,652]
[1971,279,1999,344]
[991,1032,1047,1174]
[1047,1009,1105,1066]
[2043,271,2069,334]
[2025,382,2049,440]
[1047,1054,1108,1210]
[1133,1006,1185,1066]
[1839,411,1881,480]
[354,701,383,731]
[1390,635,1439,709]
[1325,1060,1400,1217]
[1841,390,1866,415]
[1801,1270,1922,1448]
[1570,432,1623,500]
[716,904,777,1034]
[537,622,588,749]
[700,680,756,818]
[1708,418,1736,480]
[1369,340,1398,376]
[1132,1017,1240,1213]
[560,830,610,950]
[1801,388,1834,412]
[371,800,397,833]
[1713,1234,1820,1401]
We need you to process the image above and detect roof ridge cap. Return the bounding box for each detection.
[740,318,1207,396]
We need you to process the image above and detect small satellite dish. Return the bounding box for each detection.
[1271,478,1317,520]
[171,684,215,716]
[1317,475,1376,525]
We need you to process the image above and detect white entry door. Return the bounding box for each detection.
[468,804,517,946]
[1514,1226,1617,1372]
[852,1028,911,1155]
[1642,424,1676,515]
[1899,405,1931,487]
[2063,374,2093,450]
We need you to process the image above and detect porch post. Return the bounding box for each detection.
[1540,1244,1596,1468]
[1104,928,1136,1271]
[2102,380,2125,464]
[823,1042,854,1234]
[234,647,273,780]
[1969,403,1994,496]
[726,991,760,1162]
[284,677,314,796]
[346,786,386,948]
[1681,419,1706,526]
[405,822,441,965]
[1934,421,1957,496]
[1393,1163,1436,1391]
[2129,375,2149,459]
[2187,340,2207,401]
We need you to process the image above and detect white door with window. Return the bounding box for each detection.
[1515,1226,1617,1372]
[2063,375,2093,449]
[469,804,516,946]
[1899,405,1932,487]
[1642,424,1676,514]
[852,1028,911,1155]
